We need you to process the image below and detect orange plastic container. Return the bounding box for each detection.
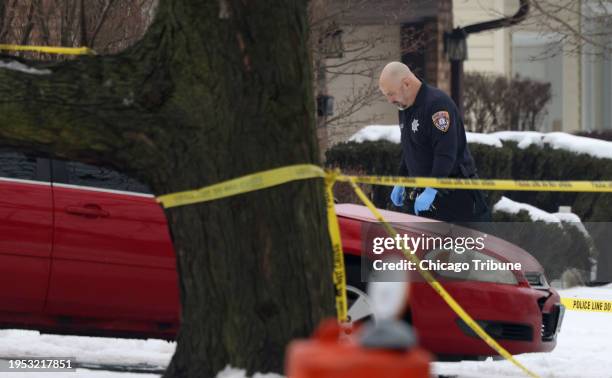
[286,319,431,378]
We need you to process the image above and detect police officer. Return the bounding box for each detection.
[378,61,489,223]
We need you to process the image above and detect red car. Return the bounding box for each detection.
[0,149,563,358]
[337,204,563,358]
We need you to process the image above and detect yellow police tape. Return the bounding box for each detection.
[157,164,326,208]
[347,179,540,378]
[349,175,612,192]
[155,163,612,378]
[0,44,95,55]
[157,164,347,321]
[325,171,349,322]
[156,165,612,209]
[561,297,612,313]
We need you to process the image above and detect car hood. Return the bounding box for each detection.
[335,203,544,273]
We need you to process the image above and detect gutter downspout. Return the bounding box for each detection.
[445,0,530,115]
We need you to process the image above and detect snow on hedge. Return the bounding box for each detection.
[465,132,503,147]
[348,125,612,160]
[348,125,501,147]
[492,131,612,160]
[493,196,588,236]
[494,196,562,223]
[348,125,401,144]
[0,60,51,75]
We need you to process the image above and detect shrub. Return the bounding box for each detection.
[326,139,612,222]
[464,73,551,132]
[326,140,512,208]
[326,139,608,280]
[484,210,594,281]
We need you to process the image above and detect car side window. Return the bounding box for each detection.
[64,161,152,194]
[0,149,39,181]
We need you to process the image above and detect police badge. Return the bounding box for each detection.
[432,111,450,132]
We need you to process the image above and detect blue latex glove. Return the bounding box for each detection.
[390,185,405,207]
[414,187,438,215]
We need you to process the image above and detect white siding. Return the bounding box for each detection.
[326,24,401,144]
[453,0,512,75]
[512,32,563,132]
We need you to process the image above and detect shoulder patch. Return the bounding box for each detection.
[432,111,450,132]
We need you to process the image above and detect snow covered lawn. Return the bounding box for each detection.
[1,284,611,377]
[433,284,612,378]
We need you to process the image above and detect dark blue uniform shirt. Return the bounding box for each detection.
[398,83,477,178]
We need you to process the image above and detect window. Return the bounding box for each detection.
[319,23,343,59]
[0,149,39,181]
[64,161,152,194]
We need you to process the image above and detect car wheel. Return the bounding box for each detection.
[346,285,376,326]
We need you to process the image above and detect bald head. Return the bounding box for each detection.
[379,62,413,83]
[378,61,421,110]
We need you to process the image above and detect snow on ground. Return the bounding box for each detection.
[0,364,283,378]
[433,284,612,378]
[216,366,283,378]
[0,330,173,369]
[0,331,171,377]
[0,331,279,377]
[2,286,612,378]
[348,125,612,160]
[0,370,159,377]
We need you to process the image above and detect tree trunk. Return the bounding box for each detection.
[0,1,6,41]
[0,1,335,377]
[79,0,88,47]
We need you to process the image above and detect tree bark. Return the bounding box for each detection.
[79,0,88,47]
[0,1,335,377]
[0,1,7,41]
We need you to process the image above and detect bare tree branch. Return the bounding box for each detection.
[90,0,118,48]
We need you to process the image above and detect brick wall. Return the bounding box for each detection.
[424,0,452,95]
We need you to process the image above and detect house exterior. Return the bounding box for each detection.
[320,0,454,146]
[321,0,611,149]
[453,0,611,133]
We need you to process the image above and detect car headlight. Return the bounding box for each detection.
[524,271,549,289]
[423,249,518,285]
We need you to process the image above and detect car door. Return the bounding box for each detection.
[0,149,53,313]
[46,159,179,322]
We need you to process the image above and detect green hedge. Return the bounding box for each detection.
[504,142,612,221]
[326,141,512,209]
[326,141,400,209]
[326,140,612,222]
[486,211,594,280]
[325,140,605,280]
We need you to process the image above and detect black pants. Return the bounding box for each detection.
[404,188,491,223]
